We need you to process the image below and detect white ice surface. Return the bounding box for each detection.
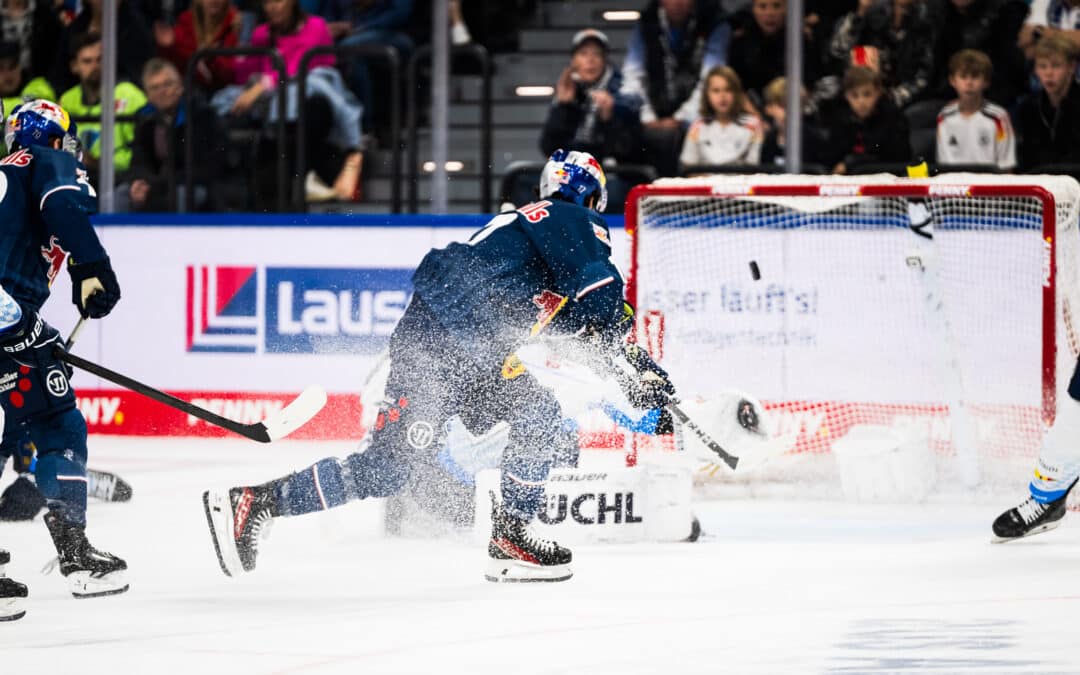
[3,437,1080,674]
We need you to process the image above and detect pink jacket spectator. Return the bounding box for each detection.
[235,14,336,89]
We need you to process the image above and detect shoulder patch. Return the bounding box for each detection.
[517,200,552,223]
[0,148,32,166]
[592,222,611,246]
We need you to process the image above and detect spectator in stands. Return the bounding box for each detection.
[620,0,731,176]
[828,0,936,110]
[933,0,1028,107]
[0,41,55,154]
[540,29,643,164]
[821,65,911,174]
[759,77,826,168]
[935,49,1016,170]
[156,0,242,94]
[60,32,148,181]
[1019,0,1080,59]
[216,0,365,201]
[50,0,154,93]
[0,0,61,82]
[315,0,411,132]
[727,0,825,107]
[1017,34,1080,169]
[122,59,223,212]
[679,65,762,171]
[0,40,55,116]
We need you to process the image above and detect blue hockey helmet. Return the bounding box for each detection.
[5,99,81,158]
[539,149,608,213]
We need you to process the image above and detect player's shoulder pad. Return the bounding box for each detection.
[30,146,96,211]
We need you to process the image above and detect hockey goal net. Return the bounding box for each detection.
[624,174,1080,501]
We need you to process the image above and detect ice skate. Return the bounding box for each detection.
[203,486,276,577]
[992,482,1075,542]
[0,549,28,621]
[87,469,133,502]
[486,502,572,583]
[43,511,128,598]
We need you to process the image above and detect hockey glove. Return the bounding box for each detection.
[69,257,120,319]
[0,311,71,375]
[611,342,675,410]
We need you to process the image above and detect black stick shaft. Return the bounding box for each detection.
[55,347,271,442]
[667,400,739,470]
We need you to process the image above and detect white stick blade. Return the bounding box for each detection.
[264,385,328,441]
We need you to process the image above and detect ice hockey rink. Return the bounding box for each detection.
[3,436,1080,674]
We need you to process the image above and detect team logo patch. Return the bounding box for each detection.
[592,223,610,246]
[406,420,435,449]
[45,369,69,397]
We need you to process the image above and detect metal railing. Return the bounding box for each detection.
[295,44,402,212]
[185,47,288,212]
[407,43,492,213]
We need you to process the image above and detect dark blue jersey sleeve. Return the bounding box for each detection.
[31,148,106,267]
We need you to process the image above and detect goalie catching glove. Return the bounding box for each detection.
[68,256,120,319]
[609,342,675,410]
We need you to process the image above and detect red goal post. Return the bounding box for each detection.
[623,174,1080,496]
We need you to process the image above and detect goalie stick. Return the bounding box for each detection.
[53,347,327,443]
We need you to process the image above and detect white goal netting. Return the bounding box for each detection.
[621,173,1080,502]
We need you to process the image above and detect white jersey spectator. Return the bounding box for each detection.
[935,101,1016,170]
[679,113,762,167]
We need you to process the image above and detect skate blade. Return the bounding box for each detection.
[69,570,129,598]
[991,519,1063,543]
[0,596,25,620]
[484,558,572,583]
[202,490,242,577]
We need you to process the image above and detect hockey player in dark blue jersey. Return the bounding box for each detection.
[204,150,675,582]
[0,100,126,598]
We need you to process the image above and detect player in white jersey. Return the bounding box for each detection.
[935,49,1016,171]
[993,356,1080,540]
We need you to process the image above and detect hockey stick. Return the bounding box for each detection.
[64,316,87,350]
[53,347,327,442]
[665,398,742,470]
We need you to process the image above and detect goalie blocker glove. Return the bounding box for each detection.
[68,256,120,319]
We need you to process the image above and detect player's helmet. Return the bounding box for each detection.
[538,149,608,213]
[5,99,81,158]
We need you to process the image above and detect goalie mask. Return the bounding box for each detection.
[5,99,82,159]
[539,149,608,213]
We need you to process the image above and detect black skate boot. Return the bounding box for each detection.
[992,481,1076,542]
[486,499,572,583]
[0,549,28,621]
[86,469,133,502]
[202,485,278,577]
[43,511,128,598]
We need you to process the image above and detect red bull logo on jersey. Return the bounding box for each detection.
[40,235,68,285]
[186,265,412,354]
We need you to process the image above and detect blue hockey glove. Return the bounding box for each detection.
[611,342,675,410]
[0,311,71,376]
[69,256,120,318]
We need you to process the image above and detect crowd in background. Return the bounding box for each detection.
[0,0,1077,212]
[548,0,1080,182]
